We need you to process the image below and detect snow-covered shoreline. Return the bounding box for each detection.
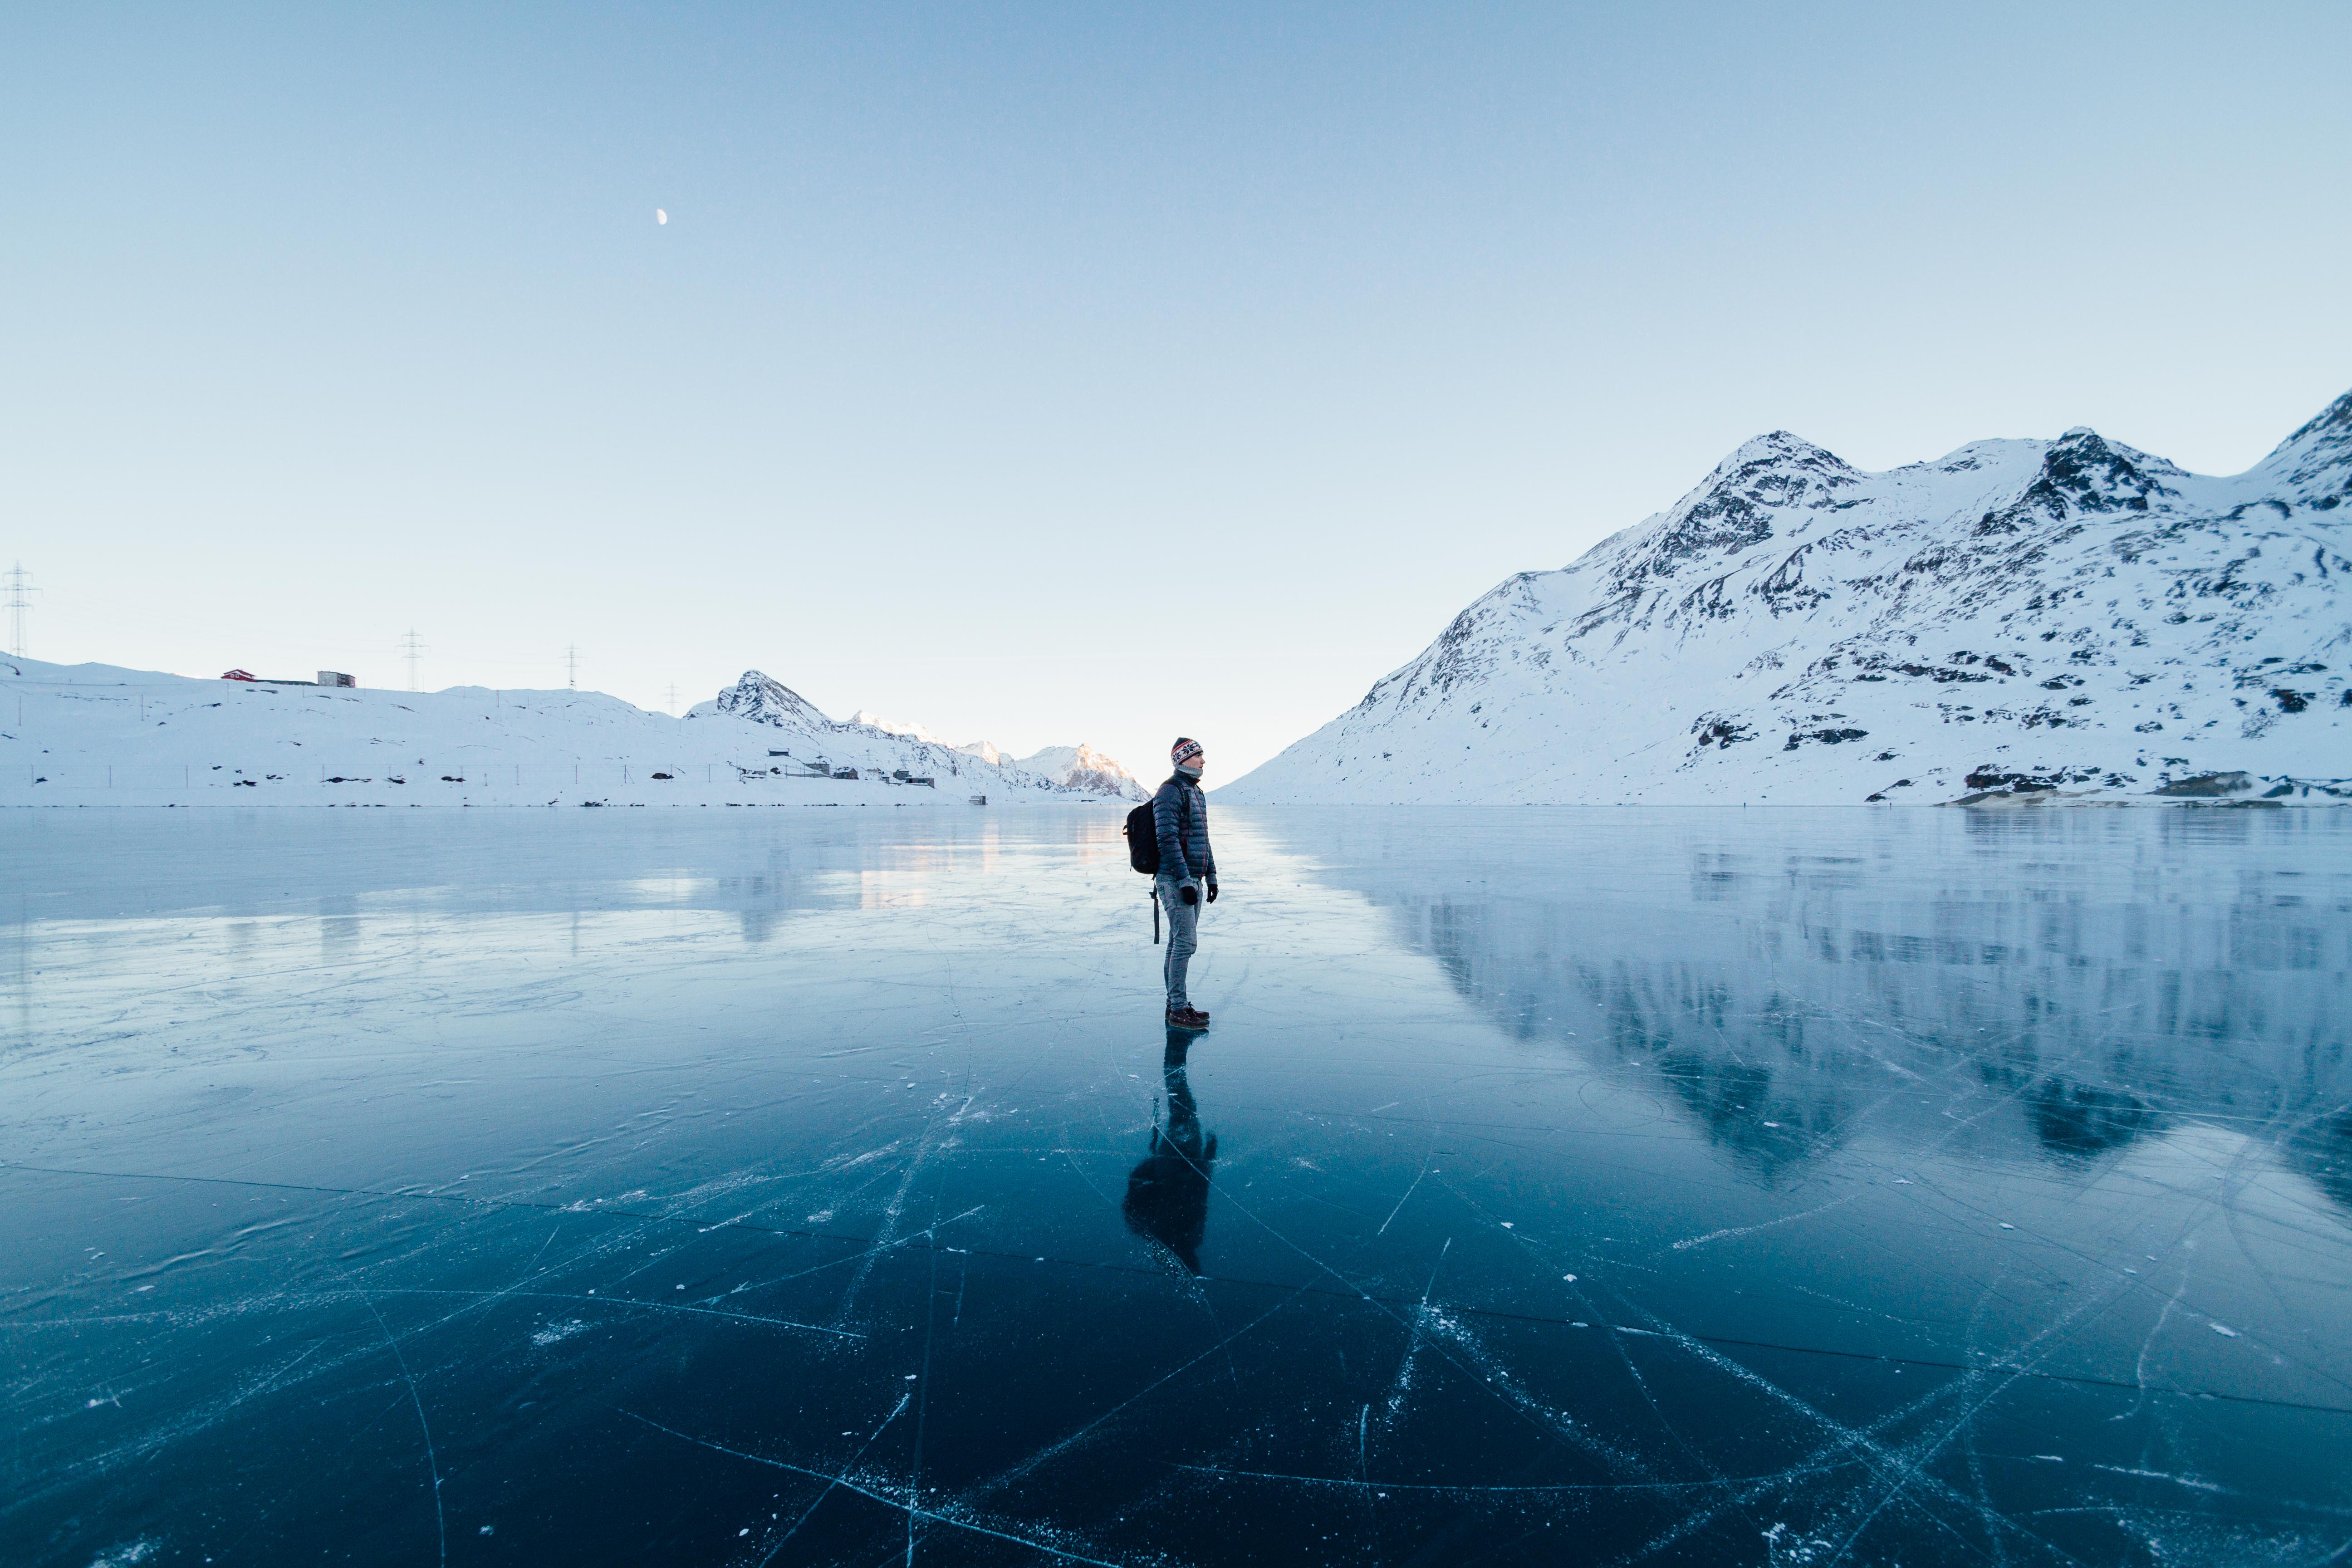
[0,660,1135,810]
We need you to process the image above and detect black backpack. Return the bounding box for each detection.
[1124,784,1191,875]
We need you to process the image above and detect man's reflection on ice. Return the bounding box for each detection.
[1122,1029,1218,1274]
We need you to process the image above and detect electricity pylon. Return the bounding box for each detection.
[4,562,31,659]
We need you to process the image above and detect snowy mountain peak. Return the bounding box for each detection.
[1719,429,1852,473]
[698,671,832,732]
[1014,743,1149,801]
[1977,427,2179,535]
[1616,429,1864,584]
[1225,386,2352,806]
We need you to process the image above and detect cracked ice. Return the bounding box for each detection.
[3,805,2349,1565]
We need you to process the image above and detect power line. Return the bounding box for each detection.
[565,644,579,690]
[4,562,32,659]
[665,682,680,714]
[400,629,426,692]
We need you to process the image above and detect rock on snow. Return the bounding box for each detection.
[1222,389,2352,805]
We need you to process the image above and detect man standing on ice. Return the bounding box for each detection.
[1154,738,1218,1030]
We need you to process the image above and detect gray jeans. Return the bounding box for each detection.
[1156,874,1200,1009]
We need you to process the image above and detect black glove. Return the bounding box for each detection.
[1205,880,1219,903]
[1178,883,1198,907]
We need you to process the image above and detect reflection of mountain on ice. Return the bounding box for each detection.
[1255,809,2352,1206]
[1225,389,2352,805]
[0,661,1134,807]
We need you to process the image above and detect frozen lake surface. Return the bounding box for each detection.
[5,806,2350,1567]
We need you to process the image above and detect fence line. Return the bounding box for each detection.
[9,762,955,793]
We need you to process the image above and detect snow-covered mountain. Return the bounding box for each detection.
[1014,744,1149,801]
[1225,390,2352,805]
[691,672,1100,799]
[0,662,1128,808]
[745,683,1142,797]
[709,669,833,731]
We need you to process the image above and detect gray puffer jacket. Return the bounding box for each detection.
[1151,774,1215,885]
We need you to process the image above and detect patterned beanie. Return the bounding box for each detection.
[1171,737,1203,769]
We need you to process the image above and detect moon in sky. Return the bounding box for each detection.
[656,208,668,225]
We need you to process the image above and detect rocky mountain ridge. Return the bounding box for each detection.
[1223,389,2352,805]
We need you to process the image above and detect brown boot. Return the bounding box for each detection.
[1165,1005,1210,1030]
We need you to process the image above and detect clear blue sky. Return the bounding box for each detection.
[5,3,2348,778]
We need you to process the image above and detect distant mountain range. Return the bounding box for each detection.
[1013,744,1149,801]
[841,709,1146,799]
[705,673,1147,800]
[1224,389,2352,805]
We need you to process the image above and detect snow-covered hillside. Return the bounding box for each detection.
[1225,390,2352,805]
[0,662,1127,808]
